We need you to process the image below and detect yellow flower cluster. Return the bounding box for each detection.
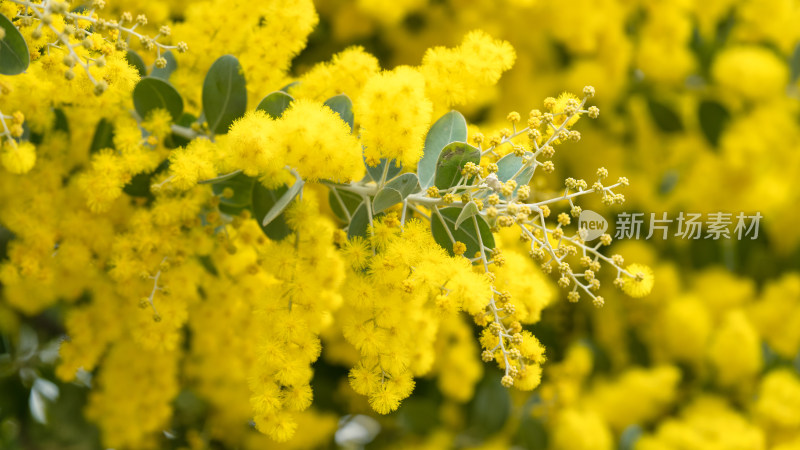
[341,219,490,413]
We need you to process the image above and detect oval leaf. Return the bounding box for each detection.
[469,373,511,437]
[647,98,683,133]
[150,50,177,80]
[323,94,354,131]
[348,203,370,240]
[203,55,247,135]
[0,13,30,75]
[419,111,468,190]
[133,77,183,121]
[89,118,115,154]
[434,141,480,190]
[373,187,403,214]
[125,50,146,77]
[496,153,523,182]
[431,206,494,258]
[385,173,420,198]
[261,179,303,227]
[454,201,479,230]
[252,182,292,240]
[698,100,730,147]
[256,91,294,119]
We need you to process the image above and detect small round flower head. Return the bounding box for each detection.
[501,375,514,388]
[453,241,467,256]
[507,111,520,123]
[583,86,596,98]
[621,264,655,298]
[592,296,605,308]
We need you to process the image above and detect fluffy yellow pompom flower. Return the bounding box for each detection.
[276,99,365,182]
[290,46,380,102]
[1,141,36,174]
[223,110,281,177]
[622,263,655,298]
[357,66,432,168]
[168,138,219,190]
[421,30,516,109]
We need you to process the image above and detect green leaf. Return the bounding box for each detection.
[366,158,401,184]
[0,13,30,75]
[469,373,511,437]
[496,153,523,182]
[280,81,299,93]
[150,51,177,80]
[212,172,255,215]
[698,100,730,147]
[419,111,468,189]
[348,203,370,239]
[256,91,294,119]
[89,118,115,154]
[252,183,292,240]
[124,50,146,77]
[517,412,547,449]
[434,142,480,190]
[791,42,800,83]
[53,108,69,135]
[431,206,494,258]
[260,179,303,227]
[203,55,247,135]
[619,425,643,450]
[385,173,420,197]
[329,188,362,222]
[373,188,403,214]
[455,201,479,230]
[510,165,535,199]
[647,98,683,133]
[133,77,183,121]
[323,94,354,131]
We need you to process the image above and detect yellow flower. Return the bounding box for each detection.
[622,263,655,297]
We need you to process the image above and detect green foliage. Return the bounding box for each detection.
[434,142,480,190]
[431,206,494,257]
[698,100,731,147]
[212,172,255,215]
[419,110,468,189]
[372,188,403,214]
[496,153,523,182]
[469,372,511,438]
[455,201,479,229]
[329,188,362,222]
[256,91,294,119]
[258,179,303,228]
[150,51,177,80]
[202,55,247,135]
[348,203,371,239]
[252,183,292,240]
[0,13,29,75]
[647,98,683,133]
[323,94,354,131]
[132,77,184,121]
[124,50,147,77]
[89,118,114,154]
[366,158,401,184]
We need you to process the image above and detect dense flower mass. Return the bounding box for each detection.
[0,0,799,449]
